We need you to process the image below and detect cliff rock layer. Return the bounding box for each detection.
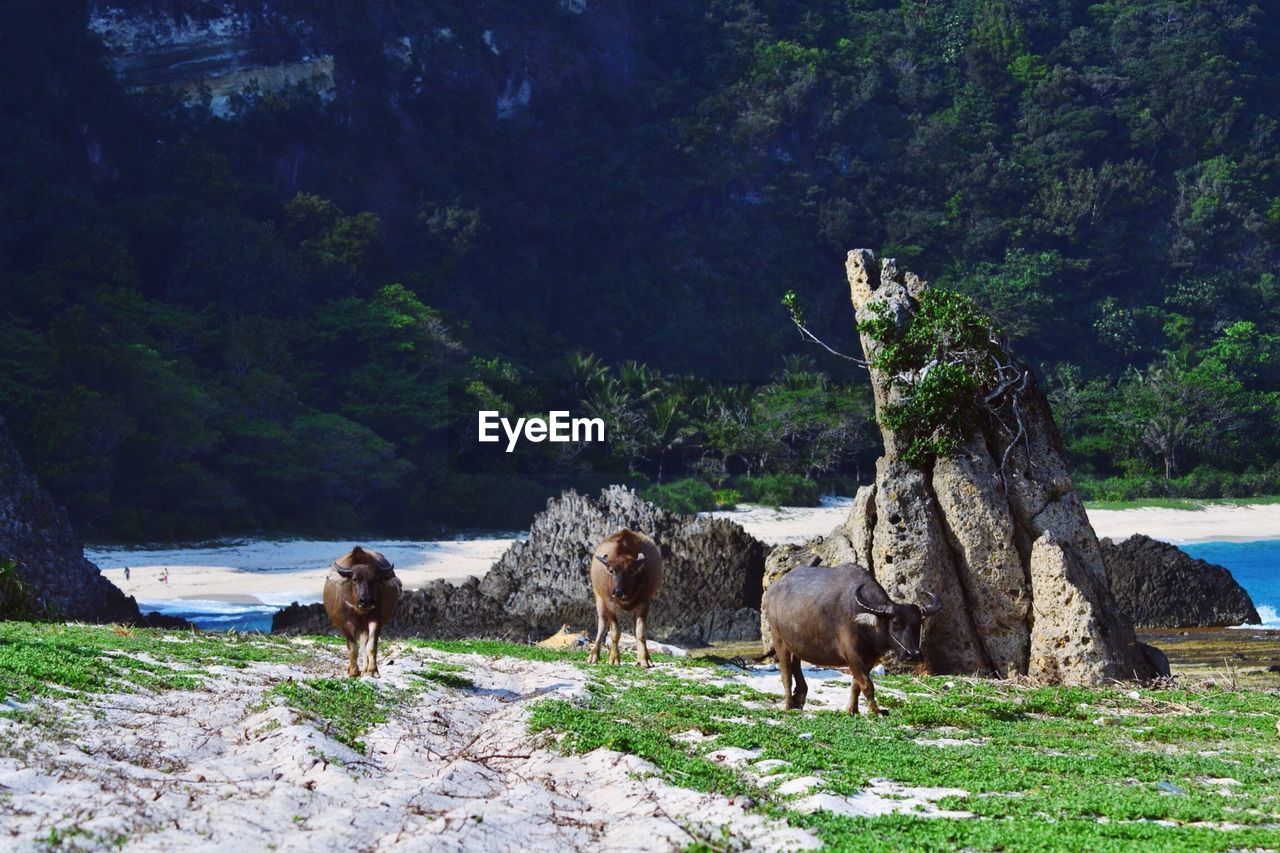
[0,417,139,622]
[1101,535,1260,628]
[274,486,766,642]
[766,251,1162,684]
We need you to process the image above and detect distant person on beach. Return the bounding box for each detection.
[124,566,130,582]
[161,567,169,585]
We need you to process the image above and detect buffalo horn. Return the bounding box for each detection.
[853,584,895,617]
[376,563,397,579]
[635,552,646,562]
[595,554,610,566]
[920,591,943,616]
[332,561,354,578]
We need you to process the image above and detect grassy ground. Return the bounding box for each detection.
[526,653,1280,850]
[2,625,1278,849]
[1084,496,1280,511]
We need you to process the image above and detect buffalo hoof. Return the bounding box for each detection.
[636,659,652,669]
[347,667,359,678]
[363,668,380,678]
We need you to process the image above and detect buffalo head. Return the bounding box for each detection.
[595,550,648,601]
[333,546,396,612]
[854,584,943,662]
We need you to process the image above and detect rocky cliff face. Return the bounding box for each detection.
[0,417,139,622]
[274,486,766,643]
[1101,535,1260,628]
[88,1,634,119]
[765,251,1163,684]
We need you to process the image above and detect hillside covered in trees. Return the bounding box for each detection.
[2,0,1279,540]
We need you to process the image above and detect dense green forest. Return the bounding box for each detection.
[2,0,1279,540]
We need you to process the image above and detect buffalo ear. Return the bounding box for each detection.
[854,612,881,629]
[594,554,609,566]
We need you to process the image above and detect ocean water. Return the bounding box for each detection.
[1179,540,1280,628]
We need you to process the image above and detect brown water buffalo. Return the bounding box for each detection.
[588,529,663,668]
[763,562,942,715]
[323,546,401,678]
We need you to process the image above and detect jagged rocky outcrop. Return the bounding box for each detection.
[274,486,766,642]
[766,250,1164,684]
[0,418,142,622]
[1101,535,1261,628]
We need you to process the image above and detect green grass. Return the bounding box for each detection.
[1084,495,1280,510]
[266,678,399,753]
[529,664,1280,850]
[0,622,309,701]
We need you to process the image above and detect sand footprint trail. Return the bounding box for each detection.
[0,645,817,851]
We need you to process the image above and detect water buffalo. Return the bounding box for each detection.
[588,529,663,668]
[323,546,401,678]
[763,562,942,715]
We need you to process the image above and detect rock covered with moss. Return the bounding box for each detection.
[1101,534,1260,628]
[764,251,1164,684]
[275,486,766,642]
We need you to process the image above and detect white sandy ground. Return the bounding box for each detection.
[1085,503,1280,544]
[86,498,1280,612]
[708,496,1280,547]
[0,635,985,852]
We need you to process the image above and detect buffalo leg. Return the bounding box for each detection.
[790,654,808,709]
[345,635,360,678]
[778,643,799,710]
[634,605,652,669]
[847,660,884,716]
[608,615,621,665]
[363,621,381,677]
[847,682,862,715]
[588,598,608,664]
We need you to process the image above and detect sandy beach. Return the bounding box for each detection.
[710,497,1280,548]
[1086,503,1280,544]
[87,499,1280,619]
[89,538,517,615]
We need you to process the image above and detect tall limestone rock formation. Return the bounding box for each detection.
[768,250,1163,684]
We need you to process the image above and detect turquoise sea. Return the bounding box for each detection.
[1180,540,1280,627]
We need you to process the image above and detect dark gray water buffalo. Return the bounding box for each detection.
[323,546,401,678]
[763,563,942,715]
[588,528,663,668]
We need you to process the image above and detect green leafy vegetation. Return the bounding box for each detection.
[858,290,1009,466]
[531,661,1280,850]
[267,678,398,752]
[0,622,307,701]
[0,558,36,620]
[643,478,718,515]
[3,0,1280,536]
